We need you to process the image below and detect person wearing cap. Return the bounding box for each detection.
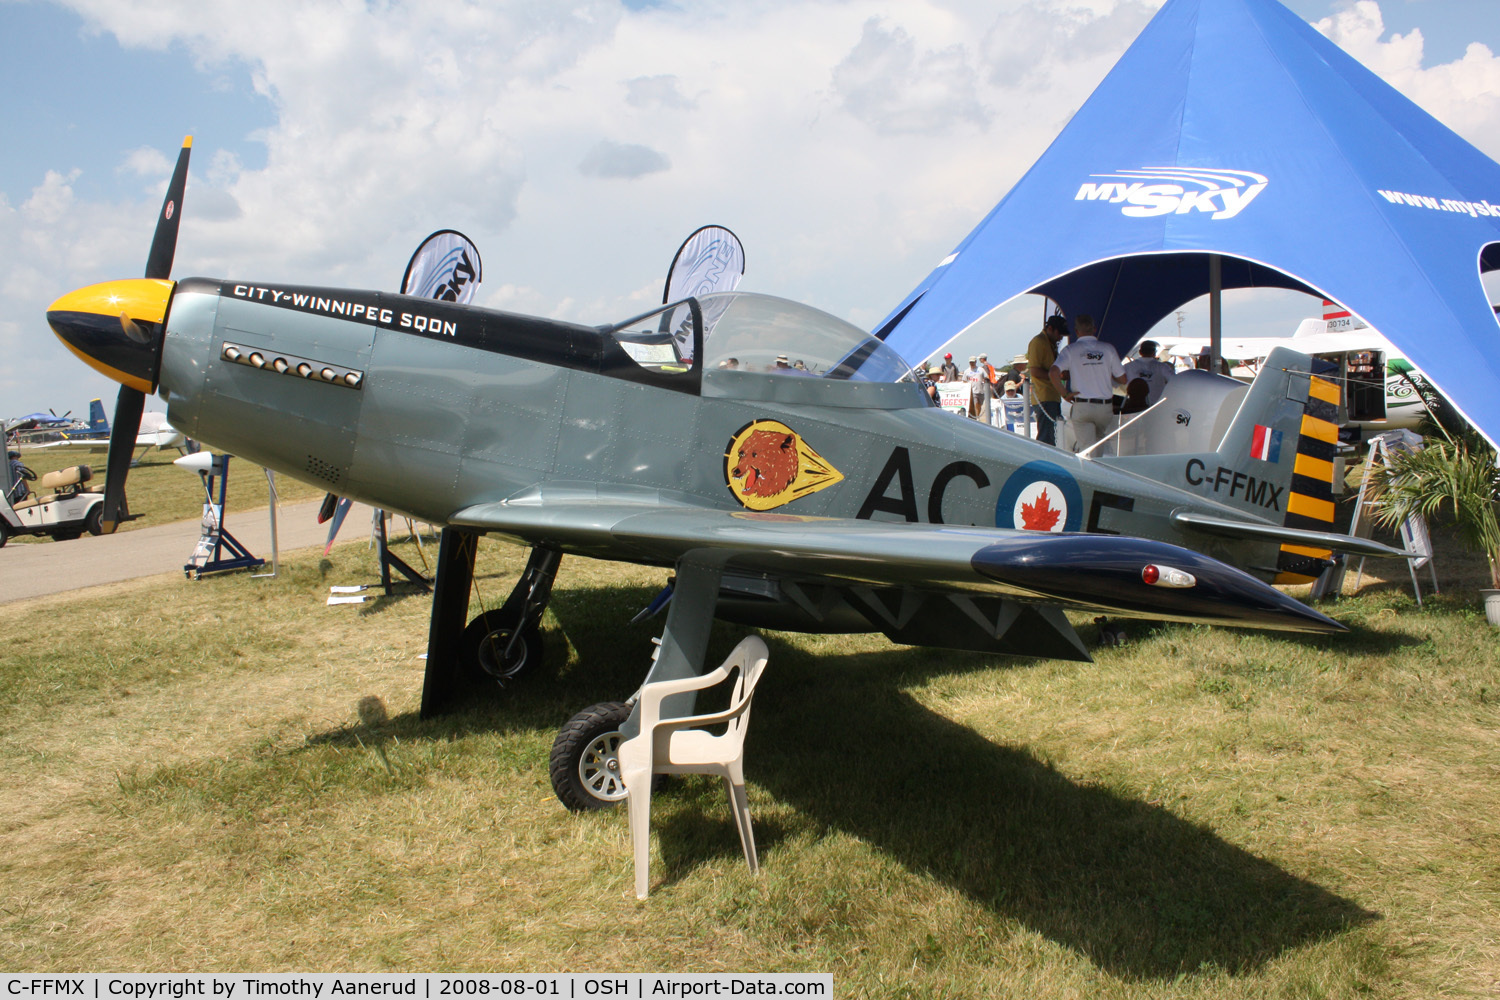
[978,353,999,424]
[7,449,32,505]
[940,352,960,384]
[1124,340,1175,405]
[920,365,942,402]
[1050,314,1126,453]
[999,381,1026,433]
[1027,315,1069,445]
[962,355,985,419]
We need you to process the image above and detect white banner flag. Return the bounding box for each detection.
[401,229,483,303]
[662,225,745,361]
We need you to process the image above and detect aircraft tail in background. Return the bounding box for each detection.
[86,398,109,435]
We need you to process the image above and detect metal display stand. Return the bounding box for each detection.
[372,508,431,596]
[1312,430,1437,604]
[251,468,279,578]
[182,454,265,579]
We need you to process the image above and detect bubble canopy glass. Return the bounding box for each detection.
[607,292,918,383]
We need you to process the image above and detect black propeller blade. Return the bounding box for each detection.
[99,136,192,533]
[100,385,144,532]
[144,137,192,281]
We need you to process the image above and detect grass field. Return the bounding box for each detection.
[1,527,1497,996]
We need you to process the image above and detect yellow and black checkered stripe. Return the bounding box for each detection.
[1274,374,1340,584]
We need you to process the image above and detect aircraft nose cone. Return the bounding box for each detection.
[47,279,172,394]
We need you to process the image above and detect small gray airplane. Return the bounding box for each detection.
[46,138,1403,810]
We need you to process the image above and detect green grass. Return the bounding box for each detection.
[0,533,1496,995]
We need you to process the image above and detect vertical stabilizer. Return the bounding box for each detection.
[1204,347,1340,582]
[1112,347,1342,582]
[87,398,109,435]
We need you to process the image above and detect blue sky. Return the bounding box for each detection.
[1,0,1497,417]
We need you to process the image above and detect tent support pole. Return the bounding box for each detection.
[1209,254,1223,373]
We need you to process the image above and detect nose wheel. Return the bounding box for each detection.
[549,701,632,811]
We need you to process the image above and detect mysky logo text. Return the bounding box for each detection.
[1075,167,1268,220]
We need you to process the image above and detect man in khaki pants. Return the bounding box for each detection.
[1050,315,1126,453]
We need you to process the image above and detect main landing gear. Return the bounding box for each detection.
[418,534,726,813]
[419,532,561,715]
[461,546,559,687]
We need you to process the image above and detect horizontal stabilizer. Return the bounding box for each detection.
[1171,510,1411,559]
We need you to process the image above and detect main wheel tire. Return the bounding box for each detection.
[550,701,632,811]
[0,520,8,548]
[84,505,104,537]
[459,611,543,686]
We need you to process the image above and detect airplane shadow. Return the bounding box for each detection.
[737,640,1377,980]
[305,583,1378,978]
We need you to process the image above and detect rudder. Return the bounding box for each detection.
[1208,347,1340,583]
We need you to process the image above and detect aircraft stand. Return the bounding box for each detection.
[374,510,431,596]
[183,454,265,579]
[1312,430,1436,604]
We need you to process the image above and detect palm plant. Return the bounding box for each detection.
[1369,432,1500,589]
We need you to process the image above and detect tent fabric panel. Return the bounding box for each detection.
[876,0,1500,446]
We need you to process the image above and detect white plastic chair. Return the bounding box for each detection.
[618,635,770,899]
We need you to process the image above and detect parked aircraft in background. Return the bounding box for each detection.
[32,409,186,456]
[46,137,1407,812]
[4,409,74,435]
[1155,303,1463,436]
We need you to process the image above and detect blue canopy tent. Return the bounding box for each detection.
[876,0,1500,445]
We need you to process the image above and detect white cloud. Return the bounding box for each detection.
[832,17,991,134]
[980,0,1157,89]
[2,0,1496,415]
[578,140,671,178]
[625,75,696,110]
[1313,0,1500,159]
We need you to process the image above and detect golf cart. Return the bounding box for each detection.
[1,455,108,545]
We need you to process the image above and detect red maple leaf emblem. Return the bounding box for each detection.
[1020,489,1062,531]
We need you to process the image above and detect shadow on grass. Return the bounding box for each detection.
[308,579,1379,978]
[742,638,1378,980]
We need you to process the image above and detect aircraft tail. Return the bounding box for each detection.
[87,398,109,434]
[1204,347,1341,583]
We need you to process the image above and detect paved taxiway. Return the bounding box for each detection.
[0,499,386,604]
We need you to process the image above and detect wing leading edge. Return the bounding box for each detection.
[449,496,1342,635]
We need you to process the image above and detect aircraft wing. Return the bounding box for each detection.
[449,496,1340,634]
[27,438,110,452]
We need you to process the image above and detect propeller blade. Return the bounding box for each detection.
[120,312,151,344]
[100,386,145,533]
[144,137,192,281]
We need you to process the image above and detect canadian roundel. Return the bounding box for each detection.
[995,460,1082,532]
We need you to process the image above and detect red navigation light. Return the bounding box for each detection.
[1142,564,1161,585]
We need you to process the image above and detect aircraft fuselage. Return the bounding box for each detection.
[157,278,1281,577]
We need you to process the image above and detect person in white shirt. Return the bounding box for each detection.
[1123,340,1174,405]
[962,356,985,419]
[1049,315,1127,453]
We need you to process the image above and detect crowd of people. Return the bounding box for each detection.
[919,313,1178,454]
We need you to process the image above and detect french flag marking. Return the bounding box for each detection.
[1250,424,1282,462]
